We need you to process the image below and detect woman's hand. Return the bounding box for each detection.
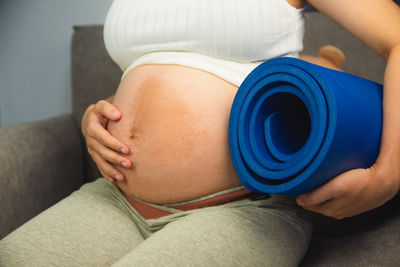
[296,162,400,219]
[82,99,132,183]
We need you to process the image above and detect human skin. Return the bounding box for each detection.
[106,64,243,203]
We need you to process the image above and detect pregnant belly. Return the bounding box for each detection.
[107,64,242,204]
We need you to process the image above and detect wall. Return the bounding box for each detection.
[0,0,112,127]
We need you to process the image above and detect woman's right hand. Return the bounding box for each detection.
[82,99,132,183]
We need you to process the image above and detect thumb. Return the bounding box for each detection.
[296,180,336,206]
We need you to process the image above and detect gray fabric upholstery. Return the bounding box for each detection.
[0,115,84,239]
[71,26,122,129]
[302,196,400,266]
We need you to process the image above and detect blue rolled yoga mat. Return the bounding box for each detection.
[229,57,383,195]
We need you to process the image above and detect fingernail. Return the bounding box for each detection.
[111,110,119,118]
[114,174,122,181]
[121,161,127,167]
[297,196,305,206]
[120,147,128,154]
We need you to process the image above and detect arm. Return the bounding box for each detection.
[297,0,400,219]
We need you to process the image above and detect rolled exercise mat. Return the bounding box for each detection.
[229,57,383,195]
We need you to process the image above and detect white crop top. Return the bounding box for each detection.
[104,0,306,86]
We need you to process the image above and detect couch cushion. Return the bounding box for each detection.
[0,115,84,239]
[302,194,400,266]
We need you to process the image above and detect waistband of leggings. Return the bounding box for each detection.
[120,187,256,220]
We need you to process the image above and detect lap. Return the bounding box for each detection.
[0,178,144,267]
[113,196,313,267]
[1,179,312,267]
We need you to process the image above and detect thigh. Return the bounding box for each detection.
[0,178,144,267]
[112,197,313,267]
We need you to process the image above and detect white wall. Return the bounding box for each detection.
[0,0,112,127]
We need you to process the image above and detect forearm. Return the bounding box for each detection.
[375,44,400,189]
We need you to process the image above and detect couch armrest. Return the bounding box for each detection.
[0,115,85,239]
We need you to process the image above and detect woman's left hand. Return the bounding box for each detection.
[296,162,400,219]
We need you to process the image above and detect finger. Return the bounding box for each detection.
[88,123,130,155]
[106,176,116,184]
[296,179,337,207]
[94,100,122,121]
[302,198,346,220]
[90,150,125,181]
[82,104,96,137]
[102,173,116,184]
[301,198,333,214]
[87,139,132,168]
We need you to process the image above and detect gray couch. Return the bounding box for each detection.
[1,12,399,266]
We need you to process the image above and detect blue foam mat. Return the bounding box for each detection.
[228,57,383,195]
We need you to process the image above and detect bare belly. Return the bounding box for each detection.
[107,64,242,204]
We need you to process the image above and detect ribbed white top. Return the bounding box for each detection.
[104,0,305,84]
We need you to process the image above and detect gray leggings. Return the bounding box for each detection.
[0,178,312,266]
